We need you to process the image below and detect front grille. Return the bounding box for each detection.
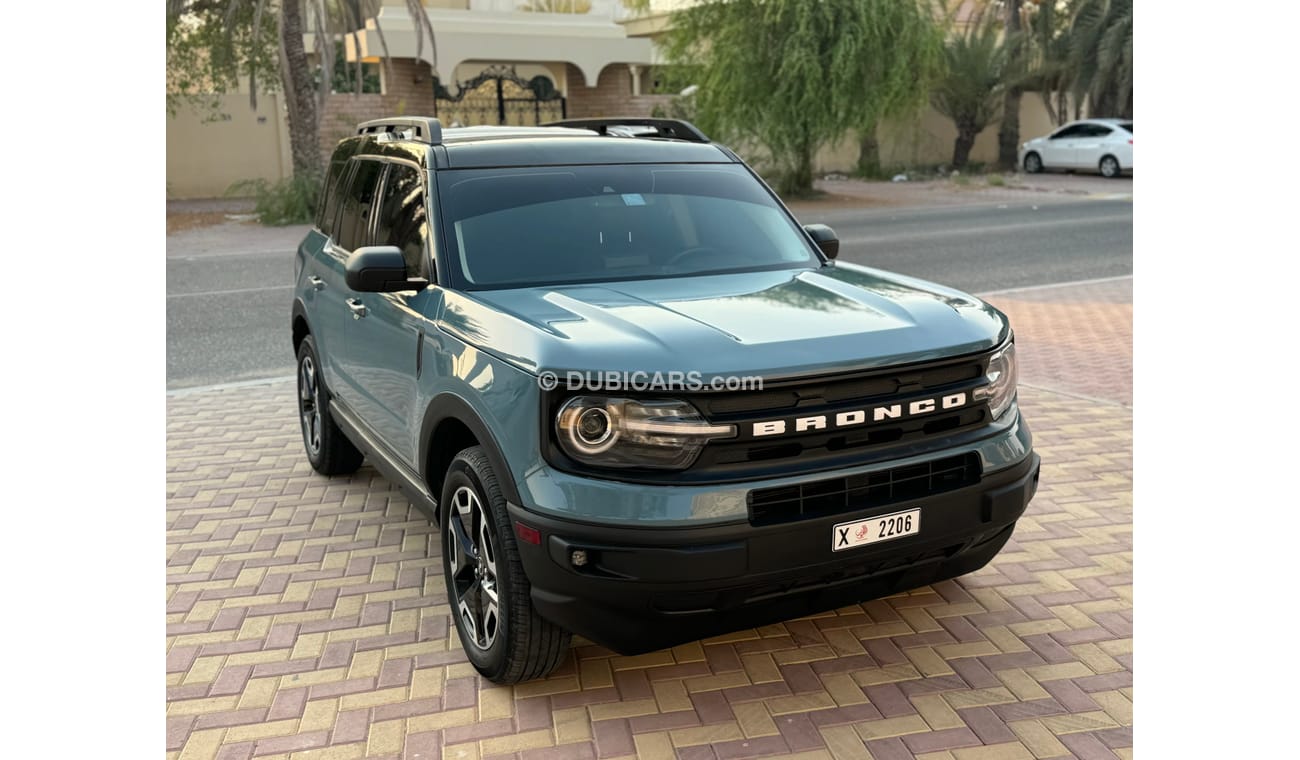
[747,453,980,526]
[684,353,992,479]
[692,357,985,419]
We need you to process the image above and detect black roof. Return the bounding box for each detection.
[341,119,735,169]
[441,133,733,169]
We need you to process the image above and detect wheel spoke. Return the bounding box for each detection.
[479,516,497,579]
[447,484,499,650]
[298,356,322,455]
[457,578,480,642]
[300,359,315,402]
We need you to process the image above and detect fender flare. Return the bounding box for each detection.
[418,393,523,506]
[291,298,311,349]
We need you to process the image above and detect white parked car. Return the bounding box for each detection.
[1019,118,1132,178]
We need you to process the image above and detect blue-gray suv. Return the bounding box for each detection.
[292,116,1039,683]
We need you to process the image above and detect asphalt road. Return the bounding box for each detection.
[166,197,1132,389]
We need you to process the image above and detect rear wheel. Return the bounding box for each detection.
[296,336,364,476]
[1099,155,1121,178]
[441,446,571,684]
[1023,152,1043,174]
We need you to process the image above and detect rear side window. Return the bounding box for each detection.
[1050,124,1087,139]
[336,160,385,251]
[374,164,429,279]
[316,159,350,236]
[1083,124,1113,137]
[1118,122,1133,134]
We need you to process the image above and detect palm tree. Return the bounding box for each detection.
[996,0,1025,171]
[932,11,1011,168]
[1069,0,1132,118]
[1023,0,1076,126]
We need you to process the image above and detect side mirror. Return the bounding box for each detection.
[803,224,839,260]
[345,246,428,292]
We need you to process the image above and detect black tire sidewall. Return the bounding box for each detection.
[1024,153,1042,173]
[1100,155,1119,178]
[441,457,511,676]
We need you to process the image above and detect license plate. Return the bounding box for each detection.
[832,508,921,552]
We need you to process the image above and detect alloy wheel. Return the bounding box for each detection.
[1101,157,1119,178]
[298,355,322,456]
[447,485,500,650]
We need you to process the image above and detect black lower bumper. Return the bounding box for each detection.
[509,452,1040,654]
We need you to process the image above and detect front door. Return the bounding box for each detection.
[327,158,386,404]
[337,162,436,466]
[1040,123,1086,169]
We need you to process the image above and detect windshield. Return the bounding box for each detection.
[435,164,822,290]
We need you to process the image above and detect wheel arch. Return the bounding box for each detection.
[291,298,311,353]
[419,393,524,515]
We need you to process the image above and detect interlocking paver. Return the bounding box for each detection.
[168,278,1132,759]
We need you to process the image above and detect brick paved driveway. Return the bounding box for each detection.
[167,277,1133,760]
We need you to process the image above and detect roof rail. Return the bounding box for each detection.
[357,117,443,145]
[542,117,710,143]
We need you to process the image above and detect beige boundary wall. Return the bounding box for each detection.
[166,74,1063,198]
[166,93,294,199]
[814,95,1060,174]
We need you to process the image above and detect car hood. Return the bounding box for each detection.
[438,263,1009,381]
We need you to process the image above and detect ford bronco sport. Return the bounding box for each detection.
[292,116,1039,684]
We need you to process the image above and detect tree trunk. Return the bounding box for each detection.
[995,0,1023,171]
[779,143,815,197]
[857,122,882,178]
[280,0,321,179]
[952,128,976,169]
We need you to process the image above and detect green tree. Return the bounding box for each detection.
[661,0,942,196]
[1069,0,1132,118]
[167,0,436,180]
[931,9,1011,168]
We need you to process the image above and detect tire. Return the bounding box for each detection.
[296,335,364,476]
[1023,152,1043,174]
[441,445,571,684]
[1099,155,1121,178]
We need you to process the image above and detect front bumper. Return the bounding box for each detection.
[509,451,1040,654]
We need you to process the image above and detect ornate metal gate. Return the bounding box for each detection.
[433,65,566,127]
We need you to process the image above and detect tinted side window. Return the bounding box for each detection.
[317,159,350,236]
[336,160,385,251]
[1050,125,1085,139]
[374,164,429,278]
[1083,124,1113,137]
[1119,122,1133,134]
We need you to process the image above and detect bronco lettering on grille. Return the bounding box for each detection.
[751,392,969,437]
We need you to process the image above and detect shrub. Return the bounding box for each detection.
[227,173,320,226]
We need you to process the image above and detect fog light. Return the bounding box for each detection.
[571,550,588,567]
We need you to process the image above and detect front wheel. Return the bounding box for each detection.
[1023,152,1043,174]
[441,446,571,683]
[1099,155,1121,178]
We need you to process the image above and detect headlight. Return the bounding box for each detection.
[973,340,1018,419]
[556,396,735,469]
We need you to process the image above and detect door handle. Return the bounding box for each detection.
[308,275,325,291]
[346,298,367,319]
